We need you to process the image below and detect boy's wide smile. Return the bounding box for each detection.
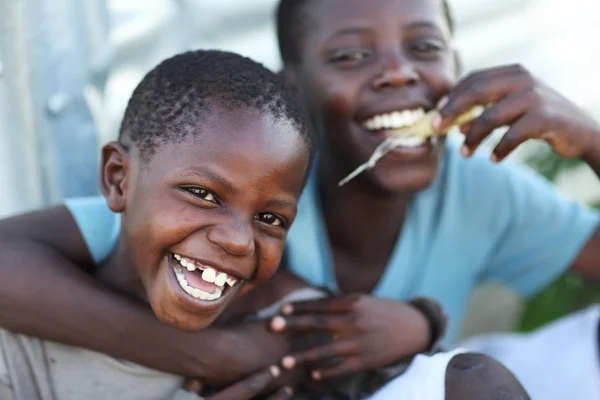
[171,252,240,301]
[165,253,244,313]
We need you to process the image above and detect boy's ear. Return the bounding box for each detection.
[99,142,130,213]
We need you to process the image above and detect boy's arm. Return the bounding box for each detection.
[0,206,95,271]
[0,208,290,385]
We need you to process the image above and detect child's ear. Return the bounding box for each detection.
[99,142,130,213]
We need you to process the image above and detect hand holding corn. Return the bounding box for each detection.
[340,64,600,186]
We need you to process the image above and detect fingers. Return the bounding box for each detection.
[310,357,364,381]
[281,296,358,316]
[208,365,280,400]
[266,386,294,400]
[281,340,357,369]
[492,114,544,161]
[461,90,532,156]
[435,64,534,131]
[184,378,204,394]
[270,314,347,334]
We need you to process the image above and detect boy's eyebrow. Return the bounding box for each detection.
[327,21,442,40]
[328,27,372,39]
[265,198,297,209]
[408,21,442,30]
[179,167,234,193]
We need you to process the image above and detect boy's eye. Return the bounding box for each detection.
[255,213,285,228]
[410,40,444,55]
[329,49,371,64]
[186,187,217,203]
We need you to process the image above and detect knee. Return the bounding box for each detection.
[445,353,530,400]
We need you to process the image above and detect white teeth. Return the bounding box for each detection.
[391,136,427,147]
[174,254,181,261]
[215,272,227,287]
[186,264,196,272]
[173,264,224,301]
[180,258,188,267]
[226,277,238,287]
[362,108,425,131]
[202,267,216,283]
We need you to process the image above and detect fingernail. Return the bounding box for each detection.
[491,153,499,163]
[282,356,296,370]
[184,379,203,393]
[312,370,322,381]
[270,316,286,332]
[281,304,293,316]
[461,144,471,157]
[436,95,448,110]
[432,114,443,131]
[270,365,281,378]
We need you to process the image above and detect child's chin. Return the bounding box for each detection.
[153,305,223,331]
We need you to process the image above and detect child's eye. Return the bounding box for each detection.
[186,187,217,204]
[410,40,444,56]
[255,213,285,228]
[329,49,371,64]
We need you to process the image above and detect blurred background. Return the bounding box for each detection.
[1,0,599,337]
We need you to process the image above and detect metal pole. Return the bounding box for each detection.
[0,0,109,217]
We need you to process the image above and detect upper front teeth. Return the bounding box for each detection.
[173,254,238,288]
[202,268,216,283]
[363,108,425,131]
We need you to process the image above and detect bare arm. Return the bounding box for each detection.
[0,207,290,385]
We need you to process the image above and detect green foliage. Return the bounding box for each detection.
[518,148,600,331]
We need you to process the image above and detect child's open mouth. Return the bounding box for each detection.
[170,253,240,302]
[361,108,428,147]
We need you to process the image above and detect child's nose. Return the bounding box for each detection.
[372,51,419,90]
[207,217,255,257]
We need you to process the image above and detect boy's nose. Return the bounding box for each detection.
[207,218,255,257]
[372,52,419,90]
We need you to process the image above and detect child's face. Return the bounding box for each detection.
[116,106,309,330]
[289,0,457,191]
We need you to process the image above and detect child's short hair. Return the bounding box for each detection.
[276,0,456,64]
[119,49,314,160]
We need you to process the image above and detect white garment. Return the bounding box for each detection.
[366,348,468,400]
[461,305,600,400]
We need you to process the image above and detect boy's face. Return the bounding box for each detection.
[288,0,457,192]
[112,106,309,330]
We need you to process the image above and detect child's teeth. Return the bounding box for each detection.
[174,254,182,261]
[173,264,224,301]
[186,264,195,272]
[215,273,227,287]
[180,258,188,267]
[202,267,216,283]
[362,108,425,131]
[226,277,238,287]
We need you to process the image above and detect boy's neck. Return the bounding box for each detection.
[317,159,412,267]
[95,239,148,302]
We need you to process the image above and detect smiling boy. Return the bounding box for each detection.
[0,49,314,399]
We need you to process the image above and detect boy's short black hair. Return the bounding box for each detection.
[276,0,455,64]
[120,49,314,160]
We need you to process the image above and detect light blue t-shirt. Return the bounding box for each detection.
[65,143,599,344]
